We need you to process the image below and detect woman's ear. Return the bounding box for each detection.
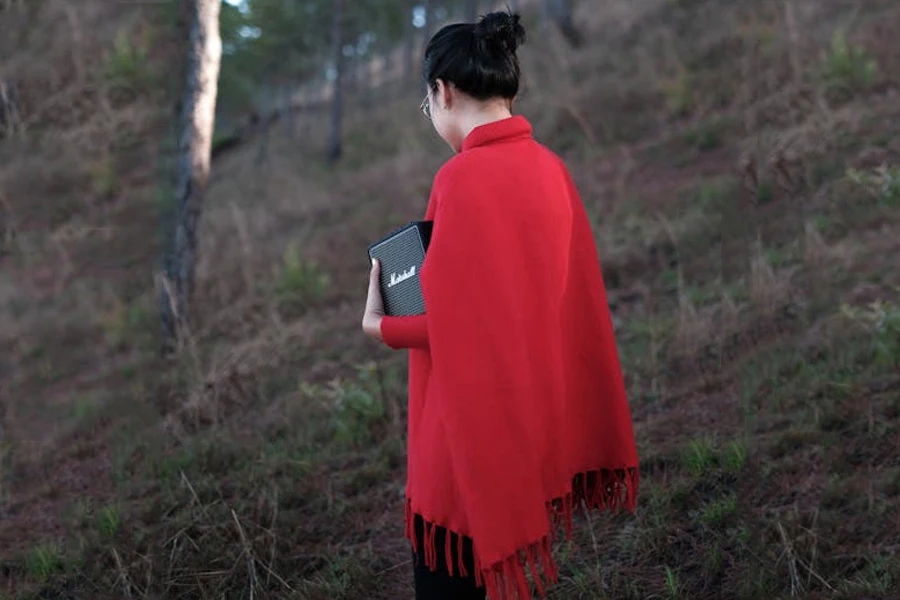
[436,79,453,111]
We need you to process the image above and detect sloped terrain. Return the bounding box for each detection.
[1,0,899,598]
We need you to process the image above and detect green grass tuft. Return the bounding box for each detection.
[275,243,330,313]
[96,505,121,539]
[820,31,877,95]
[700,493,737,527]
[26,542,64,582]
[682,437,718,476]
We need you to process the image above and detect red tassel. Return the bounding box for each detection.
[629,468,640,512]
[503,558,513,599]
[424,521,434,570]
[407,502,419,556]
[445,530,455,578]
[616,470,624,507]
[616,475,623,508]
[546,501,558,543]
[543,537,559,583]
[595,472,605,510]
[564,494,573,540]
[539,540,553,585]
[458,533,468,578]
[404,502,411,543]
[485,568,500,600]
[430,524,438,569]
[525,544,542,597]
[474,548,484,589]
[600,471,609,509]
[514,554,530,600]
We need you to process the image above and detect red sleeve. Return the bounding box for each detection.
[380,315,429,350]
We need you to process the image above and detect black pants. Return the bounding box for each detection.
[412,515,486,600]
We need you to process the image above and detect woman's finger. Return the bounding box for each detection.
[366,259,382,308]
[368,259,380,293]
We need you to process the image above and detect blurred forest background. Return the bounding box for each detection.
[1,0,900,598]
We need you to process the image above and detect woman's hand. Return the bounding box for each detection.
[362,259,385,341]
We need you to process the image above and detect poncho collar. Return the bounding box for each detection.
[461,114,533,153]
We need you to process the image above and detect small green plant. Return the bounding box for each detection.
[26,542,64,581]
[661,71,694,117]
[71,396,101,425]
[705,544,725,576]
[820,31,877,94]
[847,165,900,207]
[682,437,717,476]
[659,268,679,289]
[700,493,737,527]
[89,156,119,200]
[722,439,748,473]
[664,565,681,599]
[839,555,896,594]
[692,176,739,210]
[684,118,722,151]
[841,299,900,369]
[328,364,385,448]
[105,30,152,95]
[763,246,791,268]
[275,244,329,312]
[564,567,592,593]
[98,297,155,352]
[756,179,775,204]
[97,505,121,539]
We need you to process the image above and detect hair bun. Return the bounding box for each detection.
[474,11,526,54]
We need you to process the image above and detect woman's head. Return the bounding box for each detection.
[422,10,526,151]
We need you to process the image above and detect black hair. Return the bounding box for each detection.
[423,9,526,101]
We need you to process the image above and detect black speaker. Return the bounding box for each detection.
[367,220,433,316]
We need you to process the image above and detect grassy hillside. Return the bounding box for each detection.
[1,0,899,598]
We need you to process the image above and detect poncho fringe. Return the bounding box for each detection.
[406,467,639,600]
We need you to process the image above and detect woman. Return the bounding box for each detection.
[362,10,639,600]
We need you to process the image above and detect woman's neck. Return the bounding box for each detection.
[459,105,514,142]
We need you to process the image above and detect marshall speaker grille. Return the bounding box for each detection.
[367,221,433,316]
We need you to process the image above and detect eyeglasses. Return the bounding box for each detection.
[420,95,431,119]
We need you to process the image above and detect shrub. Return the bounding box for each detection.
[820,31,877,95]
[274,244,329,312]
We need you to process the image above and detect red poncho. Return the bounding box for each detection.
[380,115,639,599]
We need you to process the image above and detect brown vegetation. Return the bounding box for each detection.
[1,0,899,598]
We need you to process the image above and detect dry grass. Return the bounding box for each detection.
[1,0,900,598]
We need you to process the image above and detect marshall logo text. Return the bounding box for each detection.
[388,266,416,288]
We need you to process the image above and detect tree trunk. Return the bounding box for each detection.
[363,56,374,111]
[350,54,360,92]
[255,91,271,166]
[0,0,25,12]
[465,0,478,22]
[421,0,432,51]
[328,0,344,163]
[160,0,222,350]
[420,0,432,95]
[404,0,415,85]
[542,0,581,48]
[0,79,21,139]
[286,82,297,137]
